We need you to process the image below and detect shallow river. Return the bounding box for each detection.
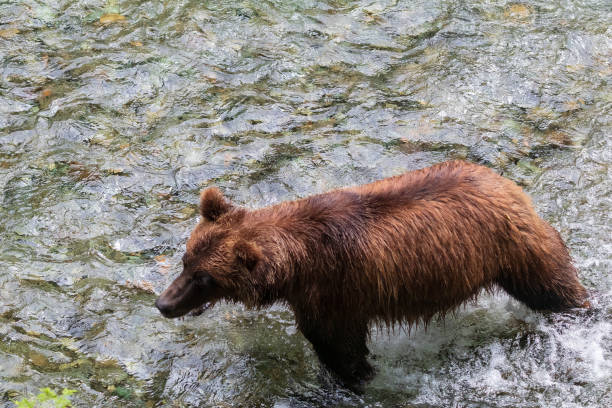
[1,0,611,407]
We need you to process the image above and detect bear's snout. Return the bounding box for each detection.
[155,296,175,317]
[155,283,187,318]
[156,273,216,318]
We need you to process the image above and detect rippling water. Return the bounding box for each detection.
[1,0,610,407]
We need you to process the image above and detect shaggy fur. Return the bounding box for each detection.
[156,160,588,391]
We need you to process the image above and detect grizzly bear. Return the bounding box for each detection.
[155,160,587,391]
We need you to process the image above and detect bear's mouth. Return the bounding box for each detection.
[185,301,215,318]
[157,298,217,319]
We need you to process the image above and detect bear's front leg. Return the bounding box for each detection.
[298,319,374,393]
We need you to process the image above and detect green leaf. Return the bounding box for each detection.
[37,387,58,402]
[14,388,76,408]
[54,395,72,408]
[14,398,36,408]
[113,386,131,399]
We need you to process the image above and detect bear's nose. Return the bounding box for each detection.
[155,297,172,315]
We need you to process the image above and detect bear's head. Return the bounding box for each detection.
[155,188,262,318]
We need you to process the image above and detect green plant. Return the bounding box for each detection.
[14,388,77,408]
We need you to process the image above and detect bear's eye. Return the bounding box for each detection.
[194,274,213,287]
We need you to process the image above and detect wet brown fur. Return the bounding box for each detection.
[157,160,588,391]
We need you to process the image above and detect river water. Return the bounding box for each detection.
[1,0,610,407]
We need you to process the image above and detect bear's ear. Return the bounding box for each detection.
[234,240,262,271]
[200,187,233,221]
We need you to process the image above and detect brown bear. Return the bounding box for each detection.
[155,160,587,391]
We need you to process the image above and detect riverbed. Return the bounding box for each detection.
[1,1,610,407]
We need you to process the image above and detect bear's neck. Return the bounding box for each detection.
[246,194,364,305]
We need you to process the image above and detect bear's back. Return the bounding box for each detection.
[294,161,543,324]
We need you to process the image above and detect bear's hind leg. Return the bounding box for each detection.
[497,225,588,311]
[498,263,587,311]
